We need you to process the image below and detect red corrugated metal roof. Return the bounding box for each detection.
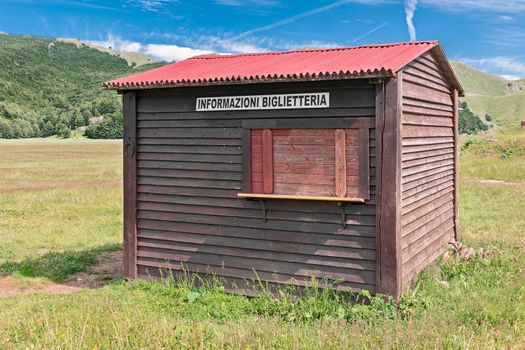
[105,41,461,92]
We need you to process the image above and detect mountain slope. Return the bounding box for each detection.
[0,33,162,138]
[451,61,525,126]
[451,61,518,96]
[463,93,525,126]
[57,38,156,67]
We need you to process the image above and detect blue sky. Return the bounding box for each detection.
[1,0,525,79]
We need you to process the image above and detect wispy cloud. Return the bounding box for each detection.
[145,31,343,53]
[127,0,179,12]
[213,0,279,6]
[402,0,525,44]
[351,21,389,43]
[184,34,270,53]
[420,0,525,13]
[2,0,124,11]
[86,33,267,62]
[404,0,417,41]
[459,56,525,79]
[229,0,386,41]
[484,27,525,47]
[87,31,348,62]
[500,75,521,81]
[89,34,142,52]
[144,44,214,61]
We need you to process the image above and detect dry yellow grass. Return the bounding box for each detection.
[0,138,123,262]
[0,137,524,349]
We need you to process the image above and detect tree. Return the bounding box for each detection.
[71,114,86,129]
[459,102,488,134]
[95,97,120,115]
[84,112,123,139]
[56,123,71,138]
[0,34,162,139]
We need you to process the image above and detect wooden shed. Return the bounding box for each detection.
[105,41,464,298]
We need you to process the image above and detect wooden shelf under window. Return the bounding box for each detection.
[237,193,366,203]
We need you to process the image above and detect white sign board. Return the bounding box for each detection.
[196,92,330,111]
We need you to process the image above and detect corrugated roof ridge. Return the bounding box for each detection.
[189,41,438,60]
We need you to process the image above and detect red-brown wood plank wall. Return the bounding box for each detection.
[400,52,457,288]
[250,128,361,197]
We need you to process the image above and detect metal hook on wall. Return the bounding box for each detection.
[125,137,135,158]
[259,199,267,221]
[338,202,347,228]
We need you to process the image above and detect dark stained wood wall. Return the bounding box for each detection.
[131,80,378,292]
[400,51,457,288]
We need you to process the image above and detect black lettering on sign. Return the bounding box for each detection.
[195,92,330,111]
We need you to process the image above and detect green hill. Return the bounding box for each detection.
[57,38,156,67]
[0,33,161,138]
[451,61,511,97]
[451,61,525,127]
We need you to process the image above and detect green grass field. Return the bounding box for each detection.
[1,134,524,349]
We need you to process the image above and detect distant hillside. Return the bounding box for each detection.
[57,38,156,67]
[0,34,162,138]
[451,61,518,96]
[451,61,525,126]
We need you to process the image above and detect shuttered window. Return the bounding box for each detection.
[240,122,371,202]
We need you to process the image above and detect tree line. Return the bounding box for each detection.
[0,34,160,139]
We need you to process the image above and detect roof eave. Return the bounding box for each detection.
[104,70,395,91]
[429,45,465,97]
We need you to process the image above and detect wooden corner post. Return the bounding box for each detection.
[452,88,460,241]
[123,91,137,279]
[375,75,402,298]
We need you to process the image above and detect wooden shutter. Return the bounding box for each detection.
[245,127,370,200]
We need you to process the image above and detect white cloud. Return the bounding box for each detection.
[459,56,525,79]
[127,0,179,12]
[121,42,142,52]
[189,35,269,53]
[419,0,525,13]
[484,27,525,47]
[144,44,214,61]
[142,31,345,53]
[89,34,142,52]
[402,1,525,49]
[500,75,521,81]
[87,33,258,62]
[213,0,279,6]
[278,40,341,50]
[351,21,389,43]
[135,1,389,54]
[404,0,417,42]
[229,0,387,41]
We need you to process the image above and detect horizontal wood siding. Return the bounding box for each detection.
[400,52,456,288]
[134,80,377,293]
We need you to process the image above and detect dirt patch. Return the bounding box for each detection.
[64,250,123,289]
[0,179,120,194]
[0,273,81,298]
[478,179,521,186]
[463,179,524,187]
[0,250,123,298]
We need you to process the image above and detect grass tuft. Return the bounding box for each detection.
[0,244,120,282]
